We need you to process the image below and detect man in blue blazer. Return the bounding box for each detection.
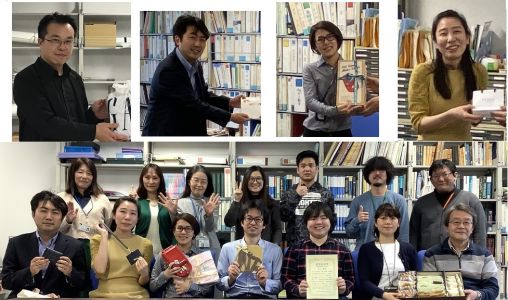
[142,14,249,136]
[1,191,87,298]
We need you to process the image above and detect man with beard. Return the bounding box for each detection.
[280,150,335,248]
[410,159,486,251]
[345,156,409,250]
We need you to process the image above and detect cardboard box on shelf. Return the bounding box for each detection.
[84,23,116,48]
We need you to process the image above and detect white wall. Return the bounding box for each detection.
[406,0,506,54]
[0,143,58,264]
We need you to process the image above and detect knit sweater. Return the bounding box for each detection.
[409,188,486,251]
[408,61,488,140]
[423,238,499,300]
[356,240,417,299]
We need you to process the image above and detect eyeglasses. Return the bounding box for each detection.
[248,177,263,183]
[44,38,75,47]
[191,177,208,185]
[316,34,336,44]
[175,226,194,232]
[449,220,472,227]
[244,216,263,224]
[431,172,453,180]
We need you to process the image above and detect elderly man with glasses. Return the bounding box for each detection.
[409,159,486,251]
[13,13,127,141]
[423,203,498,300]
[217,200,282,299]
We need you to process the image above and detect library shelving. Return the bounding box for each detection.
[275,2,379,137]
[54,141,506,257]
[12,2,131,140]
[139,11,261,136]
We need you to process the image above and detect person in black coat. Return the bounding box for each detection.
[1,191,87,298]
[142,14,249,136]
[13,13,126,141]
[224,166,282,244]
[355,203,417,300]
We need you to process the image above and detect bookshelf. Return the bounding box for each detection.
[275,2,379,137]
[52,141,505,257]
[397,68,507,140]
[12,2,131,140]
[139,11,261,136]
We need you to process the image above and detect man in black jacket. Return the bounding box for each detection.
[1,191,87,297]
[142,14,249,136]
[13,13,127,141]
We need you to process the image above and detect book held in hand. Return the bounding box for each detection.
[161,245,192,277]
[336,60,367,106]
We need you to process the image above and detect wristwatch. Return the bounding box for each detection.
[476,291,482,300]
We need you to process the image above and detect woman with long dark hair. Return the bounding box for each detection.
[408,9,487,140]
[224,166,282,244]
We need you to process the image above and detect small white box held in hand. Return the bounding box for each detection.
[472,89,505,116]
[241,97,261,120]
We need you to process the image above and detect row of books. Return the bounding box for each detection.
[277,75,305,113]
[266,175,301,199]
[211,34,261,62]
[323,174,407,200]
[277,2,363,37]
[204,11,261,34]
[209,63,260,91]
[276,113,306,137]
[277,37,330,74]
[456,175,494,200]
[398,29,433,69]
[141,11,201,34]
[409,142,498,166]
[140,35,177,60]
[141,11,260,35]
[334,203,349,232]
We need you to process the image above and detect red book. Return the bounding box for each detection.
[161,245,192,277]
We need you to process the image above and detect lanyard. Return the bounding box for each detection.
[378,241,397,287]
[442,191,455,209]
[190,197,204,230]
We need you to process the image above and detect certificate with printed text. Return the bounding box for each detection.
[306,254,338,299]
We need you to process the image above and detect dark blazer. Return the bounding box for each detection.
[1,232,87,298]
[355,240,417,299]
[13,57,101,141]
[142,49,231,136]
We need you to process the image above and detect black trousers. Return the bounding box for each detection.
[303,127,353,137]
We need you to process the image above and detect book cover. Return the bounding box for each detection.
[161,245,192,277]
[236,245,263,272]
[336,60,367,105]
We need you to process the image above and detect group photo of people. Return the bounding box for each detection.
[2,0,507,299]
[0,143,504,300]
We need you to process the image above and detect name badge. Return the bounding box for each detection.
[196,235,210,248]
[78,223,92,233]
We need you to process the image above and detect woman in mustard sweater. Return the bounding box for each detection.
[408,9,487,140]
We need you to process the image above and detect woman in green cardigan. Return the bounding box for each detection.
[134,163,173,256]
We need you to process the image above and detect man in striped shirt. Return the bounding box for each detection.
[423,203,498,300]
[281,201,354,299]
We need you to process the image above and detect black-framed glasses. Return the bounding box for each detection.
[244,216,263,224]
[316,34,336,44]
[43,38,75,47]
[175,226,193,232]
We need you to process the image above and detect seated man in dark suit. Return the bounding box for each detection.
[142,14,250,136]
[1,191,87,297]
